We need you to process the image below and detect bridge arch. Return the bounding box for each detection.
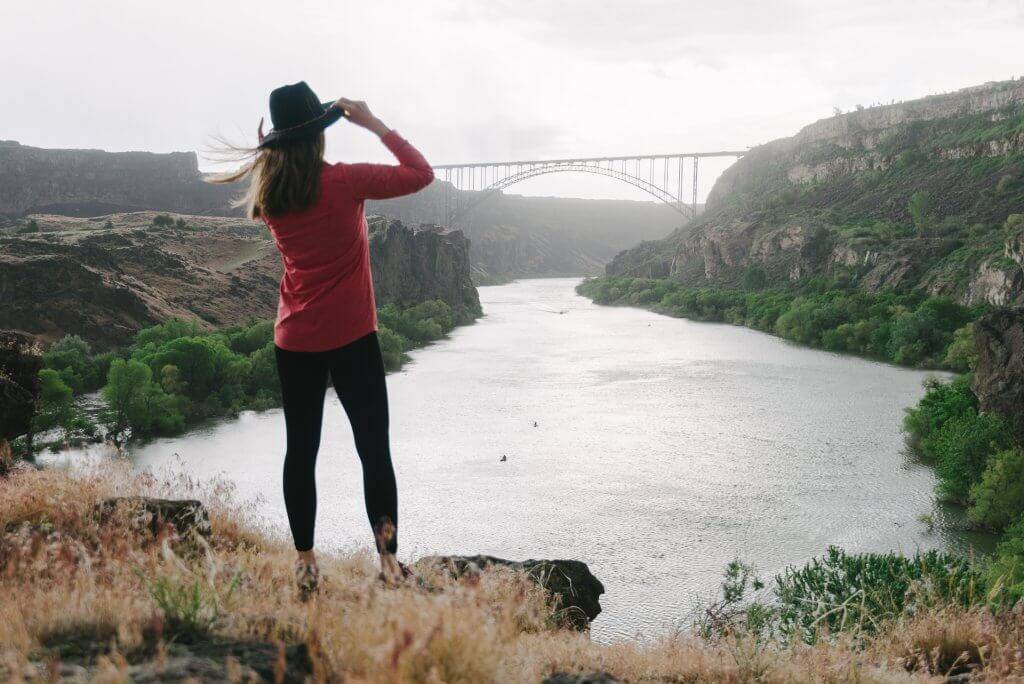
[434,151,746,228]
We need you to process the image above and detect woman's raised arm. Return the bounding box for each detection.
[335,98,434,200]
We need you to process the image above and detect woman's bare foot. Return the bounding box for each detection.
[295,551,319,601]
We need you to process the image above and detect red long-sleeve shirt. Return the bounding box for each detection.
[264,130,434,352]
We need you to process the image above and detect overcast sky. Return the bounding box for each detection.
[3,0,1021,202]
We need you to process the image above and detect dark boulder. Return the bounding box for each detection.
[972,307,1024,435]
[418,555,605,631]
[95,497,212,540]
[543,674,621,684]
[0,330,42,442]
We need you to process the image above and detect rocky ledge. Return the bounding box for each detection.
[4,495,605,681]
[419,554,605,631]
[973,307,1024,435]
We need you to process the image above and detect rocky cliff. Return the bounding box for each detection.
[972,307,1024,436]
[0,140,237,218]
[607,79,1024,307]
[0,212,481,348]
[368,217,482,321]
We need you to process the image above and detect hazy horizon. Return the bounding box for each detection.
[4,0,1021,202]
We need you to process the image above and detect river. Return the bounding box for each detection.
[52,278,980,640]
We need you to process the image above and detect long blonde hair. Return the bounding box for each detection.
[209,133,325,219]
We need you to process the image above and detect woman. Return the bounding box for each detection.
[214,81,434,596]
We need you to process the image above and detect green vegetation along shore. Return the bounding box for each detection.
[20,299,469,454]
[577,275,983,371]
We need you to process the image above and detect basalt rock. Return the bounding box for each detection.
[0,331,42,442]
[543,674,621,684]
[16,635,312,683]
[368,218,482,322]
[419,554,605,631]
[95,497,212,540]
[972,307,1024,435]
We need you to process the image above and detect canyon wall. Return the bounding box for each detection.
[0,213,480,348]
[607,78,1024,307]
[0,141,237,218]
[1,139,682,283]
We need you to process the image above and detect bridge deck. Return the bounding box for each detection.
[433,150,746,169]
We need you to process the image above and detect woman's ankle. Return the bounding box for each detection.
[297,549,317,566]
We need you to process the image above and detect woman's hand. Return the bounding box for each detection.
[335,98,391,137]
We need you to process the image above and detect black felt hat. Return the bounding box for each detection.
[257,81,345,149]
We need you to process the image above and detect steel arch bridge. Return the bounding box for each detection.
[433,150,746,228]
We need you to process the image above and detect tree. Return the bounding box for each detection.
[31,369,95,448]
[32,369,75,434]
[944,324,977,373]
[907,191,933,235]
[43,335,95,392]
[741,265,768,291]
[101,359,154,444]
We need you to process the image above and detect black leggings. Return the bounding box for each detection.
[275,332,398,554]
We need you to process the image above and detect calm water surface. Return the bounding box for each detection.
[64,278,976,640]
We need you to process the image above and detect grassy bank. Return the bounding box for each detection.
[903,374,1024,601]
[21,299,471,454]
[577,275,983,370]
[3,463,1024,681]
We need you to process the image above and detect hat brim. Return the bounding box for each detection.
[258,101,345,149]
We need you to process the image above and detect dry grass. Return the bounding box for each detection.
[2,462,1023,682]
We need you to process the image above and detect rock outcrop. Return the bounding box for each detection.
[368,218,482,321]
[0,140,237,218]
[369,184,684,284]
[95,497,213,540]
[419,554,605,631]
[972,307,1024,435]
[607,78,1024,307]
[0,331,42,451]
[0,213,279,347]
[1,212,482,348]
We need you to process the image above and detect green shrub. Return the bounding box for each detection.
[908,191,932,234]
[377,326,407,371]
[378,300,455,344]
[137,569,240,635]
[903,375,978,449]
[772,547,983,644]
[698,548,986,645]
[740,265,768,292]
[943,324,977,373]
[968,448,1024,530]
[924,410,1015,504]
[226,320,274,355]
[986,515,1024,604]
